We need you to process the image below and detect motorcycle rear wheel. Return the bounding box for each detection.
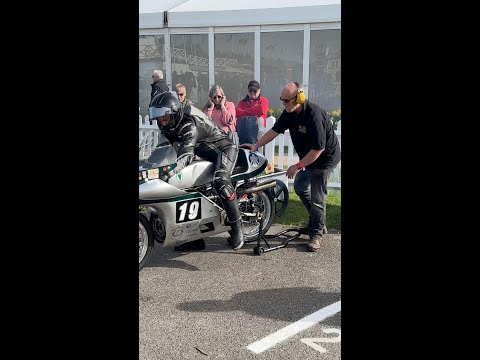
[139,213,154,271]
[272,179,289,218]
[239,189,275,243]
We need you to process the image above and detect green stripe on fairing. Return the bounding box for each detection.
[139,192,201,204]
[231,161,267,182]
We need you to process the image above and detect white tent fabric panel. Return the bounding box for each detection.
[140,0,189,13]
[170,0,340,11]
[140,0,341,29]
[139,0,189,29]
[168,5,340,27]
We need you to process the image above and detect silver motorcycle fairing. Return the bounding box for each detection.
[165,149,268,190]
[167,160,215,189]
[141,148,268,196]
[139,178,187,200]
[148,195,230,247]
[231,149,267,181]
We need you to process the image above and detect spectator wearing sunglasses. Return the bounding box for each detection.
[235,80,269,128]
[202,85,236,133]
[175,83,194,107]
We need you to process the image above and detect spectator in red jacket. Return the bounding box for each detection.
[235,80,269,127]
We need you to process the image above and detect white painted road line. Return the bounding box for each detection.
[246,300,341,354]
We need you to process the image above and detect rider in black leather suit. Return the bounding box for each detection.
[149,91,244,251]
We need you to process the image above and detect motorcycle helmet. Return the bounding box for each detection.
[149,91,184,129]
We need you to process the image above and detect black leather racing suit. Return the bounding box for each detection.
[160,105,241,223]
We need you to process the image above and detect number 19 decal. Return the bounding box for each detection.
[176,199,201,223]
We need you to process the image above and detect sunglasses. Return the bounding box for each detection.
[213,95,223,100]
[280,95,296,103]
[178,93,185,96]
[248,88,259,93]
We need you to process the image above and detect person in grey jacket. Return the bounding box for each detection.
[175,83,194,107]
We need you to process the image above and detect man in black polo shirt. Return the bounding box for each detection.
[241,81,340,252]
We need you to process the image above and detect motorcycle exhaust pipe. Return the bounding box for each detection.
[204,180,276,199]
[242,180,277,195]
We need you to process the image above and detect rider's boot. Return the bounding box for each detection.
[222,196,244,250]
[228,217,244,250]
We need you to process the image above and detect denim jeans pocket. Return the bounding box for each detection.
[237,116,259,144]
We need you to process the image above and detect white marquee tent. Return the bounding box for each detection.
[139,0,341,29]
[139,0,341,116]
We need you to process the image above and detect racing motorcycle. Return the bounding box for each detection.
[139,133,277,271]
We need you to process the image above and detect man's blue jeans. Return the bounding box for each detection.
[294,167,333,237]
[236,116,259,145]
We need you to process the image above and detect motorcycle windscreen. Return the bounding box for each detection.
[146,134,177,167]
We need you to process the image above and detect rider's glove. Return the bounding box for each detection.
[160,170,176,183]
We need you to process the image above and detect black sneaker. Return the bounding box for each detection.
[174,239,205,251]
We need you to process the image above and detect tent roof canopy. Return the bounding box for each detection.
[139,0,189,13]
[140,0,340,29]
[139,0,189,28]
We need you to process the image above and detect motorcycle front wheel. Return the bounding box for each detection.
[139,213,154,271]
[150,213,166,243]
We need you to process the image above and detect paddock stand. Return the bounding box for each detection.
[249,213,302,255]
